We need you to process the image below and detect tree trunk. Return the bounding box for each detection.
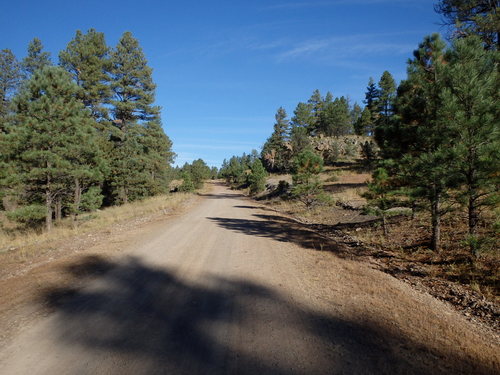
[382,213,388,236]
[468,193,480,256]
[55,197,62,223]
[466,152,479,255]
[46,191,53,232]
[122,187,128,204]
[431,194,441,253]
[72,178,82,223]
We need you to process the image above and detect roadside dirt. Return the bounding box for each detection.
[0,182,498,374]
[0,194,201,348]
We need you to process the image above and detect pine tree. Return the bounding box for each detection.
[59,29,112,121]
[110,31,159,124]
[0,49,21,120]
[324,91,334,103]
[189,159,211,189]
[395,34,454,252]
[140,120,175,195]
[261,107,291,172]
[8,66,103,231]
[21,38,51,78]
[440,35,499,254]
[291,102,315,131]
[350,102,362,129]
[107,31,172,203]
[374,71,397,149]
[364,77,379,111]
[291,149,325,208]
[435,0,499,49]
[317,96,352,136]
[248,158,267,194]
[363,168,393,236]
[354,107,373,136]
[290,125,310,157]
[307,89,324,134]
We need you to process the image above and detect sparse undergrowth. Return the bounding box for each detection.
[256,162,499,329]
[0,192,195,258]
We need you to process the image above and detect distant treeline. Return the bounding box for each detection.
[0,30,175,231]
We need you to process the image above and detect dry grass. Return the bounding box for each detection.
[262,163,499,307]
[0,192,194,257]
[346,210,500,301]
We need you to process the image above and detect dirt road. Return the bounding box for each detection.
[0,183,498,374]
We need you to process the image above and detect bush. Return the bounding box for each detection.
[6,204,46,227]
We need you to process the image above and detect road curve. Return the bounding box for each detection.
[0,182,498,374]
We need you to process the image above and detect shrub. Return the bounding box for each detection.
[6,204,47,227]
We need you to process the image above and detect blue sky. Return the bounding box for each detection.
[0,0,443,167]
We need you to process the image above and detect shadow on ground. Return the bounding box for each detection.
[323,182,367,193]
[39,255,497,375]
[198,192,245,200]
[208,214,352,255]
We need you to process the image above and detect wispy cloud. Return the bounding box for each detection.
[275,33,415,64]
[277,40,330,59]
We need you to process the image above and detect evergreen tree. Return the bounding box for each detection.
[21,38,51,78]
[291,149,326,208]
[363,168,393,236]
[307,89,324,134]
[178,170,195,192]
[261,107,291,172]
[0,49,21,120]
[350,102,362,130]
[248,158,268,194]
[435,0,499,49]
[140,120,175,195]
[374,71,397,149]
[291,102,315,131]
[107,31,172,203]
[7,66,103,231]
[290,125,310,157]
[354,107,373,136]
[364,77,379,111]
[189,159,211,189]
[324,91,334,103]
[440,35,499,254]
[317,96,352,136]
[110,31,159,124]
[395,34,454,252]
[59,29,112,121]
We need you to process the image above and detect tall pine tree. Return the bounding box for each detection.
[395,34,454,252]
[261,107,291,172]
[59,29,112,122]
[440,35,499,254]
[7,66,103,231]
[107,31,172,203]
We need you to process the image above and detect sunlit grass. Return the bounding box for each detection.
[0,192,194,256]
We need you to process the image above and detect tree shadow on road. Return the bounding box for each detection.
[198,192,246,200]
[208,214,353,255]
[38,255,496,375]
